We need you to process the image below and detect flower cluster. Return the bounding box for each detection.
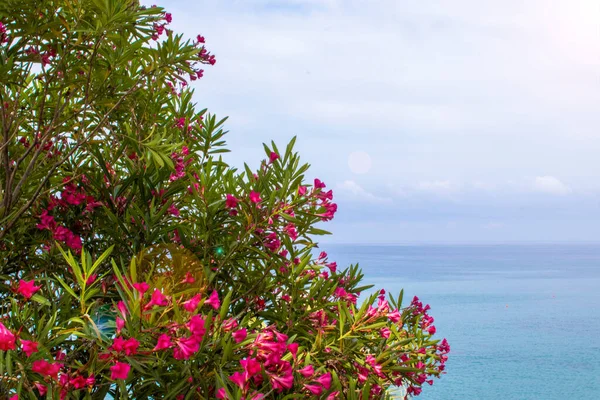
[0,2,447,398]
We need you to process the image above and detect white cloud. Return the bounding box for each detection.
[337,180,393,204]
[533,176,571,195]
[416,180,460,196]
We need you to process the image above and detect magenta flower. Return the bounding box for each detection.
[304,384,323,396]
[165,12,172,23]
[249,190,262,203]
[225,194,239,208]
[232,328,247,343]
[314,178,326,189]
[268,368,294,391]
[116,317,125,334]
[205,290,220,310]
[31,360,62,379]
[216,388,228,399]
[222,318,238,332]
[182,294,202,312]
[21,339,39,357]
[168,204,180,217]
[229,371,246,389]
[287,343,299,359]
[85,274,98,285]
[34,382,47,396]
[181,272,195,284]
[175,117,186,129]
[133,282,150,296]
[173,336,200,360]
[387,309,401,323]
[269,151,279,163]
[117,301,128,318]
[326,262,337,274]
[380,327,391,339]
[297,186,307,196]
[145,289,168,309]
[297,364,314,378]
[123,338,139,356]
[110,362,130,380]
[154,334,173,351]
[187,315,206,338]
[36,210,56,230]
[315,372,332,390]
[241,357,262,378]
[16,279,41,299]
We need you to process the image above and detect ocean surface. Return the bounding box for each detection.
[323,244,600,400]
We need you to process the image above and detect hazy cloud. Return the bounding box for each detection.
[337,180,393,204]
[533,176,572,196]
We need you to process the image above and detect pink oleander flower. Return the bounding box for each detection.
[229,371,246,389]
[133,282,150,296]
[183,294,202,312]
[110,362,130,380]
[298,185,307,196]
[145,289,168,309]
[36,210,56,230]
[116,317,125,334]
[387,309,401,323]
[197,35,205,43]
[287,343,299,359]
[168,204,180,216]
[0,322,16,351]
[34,382,47,396]
[222,318,238,332]
[123,337,139,356]
[380,327,391,339]
[173,336,200,360]
[326,262,337,274]
[241,357,262,380]
[249,190,262,203]
[187,315,206,338]
[165,12,172,23]
[225,194,239,208]
[284,223,298,241]
[21,339,39,357]
[297,364,314,378]
[314,178,326,189]
[181,271,195,284]
[175,117,186,129]
[269,151,279,163]
[314,373,332,390]
[154,334,173,351]
[216,388,228,399]
[205,290,220,310]
[9,395,17,400]
[268,366,294,392]
[31,360,62,380]
[85,274,97,285]
[16,279,41,299]
[304,384,323,396]
[117,301,128,318]
[232,328,247,343]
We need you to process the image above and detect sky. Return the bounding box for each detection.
[147,0,600,244]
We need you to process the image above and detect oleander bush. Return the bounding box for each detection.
[0,1,449,398]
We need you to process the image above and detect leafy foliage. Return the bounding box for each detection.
[0,1,448,399]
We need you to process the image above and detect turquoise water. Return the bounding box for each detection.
[323,244,600,400]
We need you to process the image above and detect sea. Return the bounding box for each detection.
[323,244,600,400]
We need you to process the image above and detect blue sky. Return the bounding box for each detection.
[148,0,600,243]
